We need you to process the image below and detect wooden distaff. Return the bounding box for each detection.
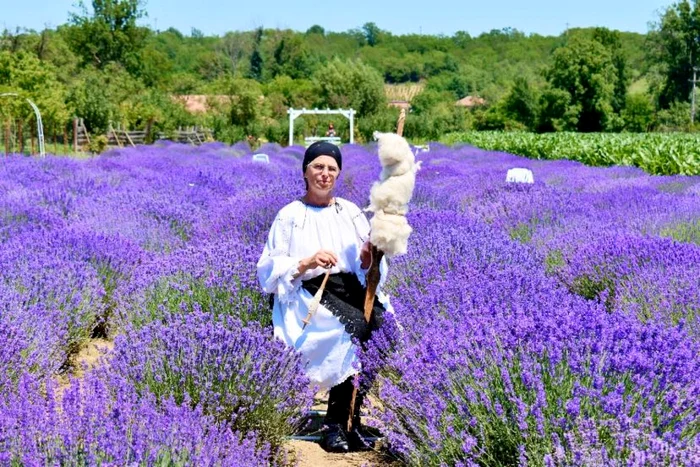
[347,244,383,433]
[396,108,406,137]
[363,244,384,322]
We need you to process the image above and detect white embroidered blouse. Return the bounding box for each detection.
[256,197,391,389]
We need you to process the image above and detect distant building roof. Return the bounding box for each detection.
[455,96,486,107]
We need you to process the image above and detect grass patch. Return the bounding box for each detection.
[660,220,700,245]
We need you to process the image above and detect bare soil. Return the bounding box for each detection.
[289,391,401,466]
[56,338,114,393]
[288,439,398,466]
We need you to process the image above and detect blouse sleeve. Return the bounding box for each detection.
[350,207,389,288]
[256,213,304,303]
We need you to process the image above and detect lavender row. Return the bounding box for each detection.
[360,208,700,464]
[0,372,274,465]
[337,145,700,464]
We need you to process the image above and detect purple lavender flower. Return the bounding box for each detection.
[1,141,699,464]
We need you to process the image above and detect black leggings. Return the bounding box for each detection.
[324,376,364,429]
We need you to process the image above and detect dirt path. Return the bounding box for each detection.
[71,338,114,374]
[56,338,115,392]
[289,439,397,466]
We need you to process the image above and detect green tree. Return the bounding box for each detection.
[270,32,315,79]
[312,59,386,116]
[410,88,453,115]
[139,46,172,88]
[207,76,266,141]
[264,75,315,109]
[305,25,325,36]
[0,50,69,128]
[656,100,693,130]
[591,27,628,113]
[546,36,617,131]
[422,50,459,77]
[67,64,143,132]
[427,66,490,100]
[362,22,386,47]
[219,31,253,76]
[249,50,263,81]
[383,54,422,83]
[120,87,195,136]
[536,88,578,132]
[248,27,264,81]
[503,77,539,129]
[622,93,656,131]
[648,0,700,107]
[65,0,149,73]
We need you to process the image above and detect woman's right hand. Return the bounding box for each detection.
[299,249,339,273]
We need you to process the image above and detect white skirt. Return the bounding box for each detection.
[272,285,392,390]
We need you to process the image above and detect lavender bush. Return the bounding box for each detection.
[0,373,273,466]
[106,310,314,451]
[115,236,271,330]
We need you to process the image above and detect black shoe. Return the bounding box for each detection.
[346,428,375,452]
[319,424,349,453]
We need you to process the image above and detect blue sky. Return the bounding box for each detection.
[3,0,671,37]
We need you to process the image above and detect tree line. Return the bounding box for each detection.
[1,0,700,148]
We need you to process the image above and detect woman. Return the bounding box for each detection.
[257,141,391,453]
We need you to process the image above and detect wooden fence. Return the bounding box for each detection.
[1,118,213,155]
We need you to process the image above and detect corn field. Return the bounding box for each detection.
[384,83,425,102]
[444,132,700,176]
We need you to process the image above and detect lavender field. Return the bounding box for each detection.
[1,140,699,465]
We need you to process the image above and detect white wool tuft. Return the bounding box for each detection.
[368,132,420,215]
[367,132,420,257]
[370,211,412,256]
[372,131,417,179]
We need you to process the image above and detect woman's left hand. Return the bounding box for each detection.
[360,240,372,269]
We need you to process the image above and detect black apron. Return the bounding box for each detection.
[302,272,385,342]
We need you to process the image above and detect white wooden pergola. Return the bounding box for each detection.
[0,92,46,157]
[287,107,356,146]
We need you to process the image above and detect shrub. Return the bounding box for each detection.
[108,311,314,451]
[89,134,109,154]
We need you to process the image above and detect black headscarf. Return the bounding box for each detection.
[302,141,342,174]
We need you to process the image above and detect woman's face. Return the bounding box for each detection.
[305,155,340,194]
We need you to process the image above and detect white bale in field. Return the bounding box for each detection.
[506,168,534,184]
[413,144,430,156]
[252,153,270,163]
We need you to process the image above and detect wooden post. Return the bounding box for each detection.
[63,125,69,154]
[4,120,10,156]
[73,118,78,152]
[30,124,35,155]
[18,120,23,155]
[124,129,135,147]
[111,127,123,148]
[82,120,90,145]
[145,118,154,144]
